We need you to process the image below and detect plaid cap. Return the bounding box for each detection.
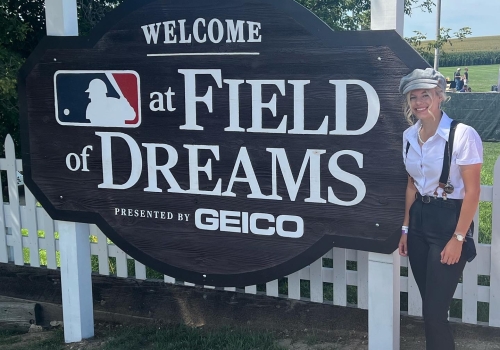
[399,68,447,95]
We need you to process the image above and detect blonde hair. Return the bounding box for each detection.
[402,87,450,125]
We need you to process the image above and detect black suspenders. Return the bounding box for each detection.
[440,120,459,187]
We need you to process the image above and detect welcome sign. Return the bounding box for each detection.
[19,0,428,286]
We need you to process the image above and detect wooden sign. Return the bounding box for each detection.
[19,0,428,286]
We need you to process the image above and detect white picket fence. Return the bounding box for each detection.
[1,134,500,327]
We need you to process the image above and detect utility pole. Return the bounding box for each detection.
[433,0,442,70]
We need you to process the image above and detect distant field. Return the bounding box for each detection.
[439,64,499,92]
[422,35,500,53]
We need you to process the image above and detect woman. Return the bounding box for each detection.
[398,68,482,350]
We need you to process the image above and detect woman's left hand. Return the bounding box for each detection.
[440,238,463,265]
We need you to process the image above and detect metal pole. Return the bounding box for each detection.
[497,66,500,92]
[433,0,442,70]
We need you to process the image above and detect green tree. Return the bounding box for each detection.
[0,0,123,156]
[405,27,472,66]
[0,0,34,156]
[295,0,434,31]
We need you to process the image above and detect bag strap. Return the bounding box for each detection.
[439,120,460,185]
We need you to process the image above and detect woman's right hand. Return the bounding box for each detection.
[398,234,408,257]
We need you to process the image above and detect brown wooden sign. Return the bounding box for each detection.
[19,0,428,286]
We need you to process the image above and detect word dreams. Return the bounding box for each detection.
[96,132,366,207]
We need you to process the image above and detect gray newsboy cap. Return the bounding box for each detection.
[399,68,447,95]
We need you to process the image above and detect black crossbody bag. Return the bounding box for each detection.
[406,120,476,262]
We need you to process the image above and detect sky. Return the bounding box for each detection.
[403,0,500,38]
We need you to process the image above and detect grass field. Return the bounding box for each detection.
[441,36,500,53]
[421,35,500,53]
[439,64,499,92]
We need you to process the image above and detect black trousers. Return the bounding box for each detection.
[408,196,467,350]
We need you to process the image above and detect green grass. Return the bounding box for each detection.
[0,328,64,350]
[478,142,500,244]
[0,329,25,347]
[439,64,499,92]
[97,325,286,350]
[0,326,286,350]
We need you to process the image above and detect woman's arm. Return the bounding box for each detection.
[403,175,417,227]
[455,163,482,234]
[399,175,417,256]
[440,163,481,264]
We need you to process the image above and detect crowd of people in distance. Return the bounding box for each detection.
[446,67,472,92]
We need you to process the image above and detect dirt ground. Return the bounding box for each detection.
[3,316,500,350]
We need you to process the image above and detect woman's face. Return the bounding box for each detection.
[408,88,442,121]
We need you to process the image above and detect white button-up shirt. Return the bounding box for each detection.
[402,112,483,199]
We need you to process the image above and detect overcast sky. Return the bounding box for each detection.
[403,0,500,38]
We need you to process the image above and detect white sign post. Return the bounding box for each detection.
[45,0,95,343]
[368,1,404,349]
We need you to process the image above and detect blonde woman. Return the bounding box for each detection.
[398,68,482,350]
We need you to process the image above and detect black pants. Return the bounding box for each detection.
[408,196,467,350]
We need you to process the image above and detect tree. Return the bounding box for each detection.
[405,27,472,66]
[295,0,434,31]
[0,0,123,156]
[0,0,35,156]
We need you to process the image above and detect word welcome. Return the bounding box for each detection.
[141,18,262,45]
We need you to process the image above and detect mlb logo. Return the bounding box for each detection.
[54,70,141,127]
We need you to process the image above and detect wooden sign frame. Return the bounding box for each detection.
[19,0,428,286]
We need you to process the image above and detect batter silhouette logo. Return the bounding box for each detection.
[54,70,141,127]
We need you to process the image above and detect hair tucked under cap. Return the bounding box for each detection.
[399,68,447,95]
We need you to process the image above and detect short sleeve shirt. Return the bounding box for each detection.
[402,112,483,199]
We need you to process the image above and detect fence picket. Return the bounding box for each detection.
[309,258,323,302]
[333,248,347,306]
[245,285,257,294]
[407,261,422,316]
[5,135,23,265]
[287,271,300,300]
[114,246,128,278]
[0,177,8,263]
[164,276,175,284]
[134,260,146,280]
[23,188,40,268]
[43,215,57,269]
[266,279,279,297]
[93,226,110,275]
[489,158,500,326]
[357,250,369,309]
[462,209,479,324]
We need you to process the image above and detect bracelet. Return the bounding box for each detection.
[402,226,409,235]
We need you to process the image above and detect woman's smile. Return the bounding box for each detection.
[409,88,441,119]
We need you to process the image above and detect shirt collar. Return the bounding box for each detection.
[413,111,452,141]
[435,112,452,140]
